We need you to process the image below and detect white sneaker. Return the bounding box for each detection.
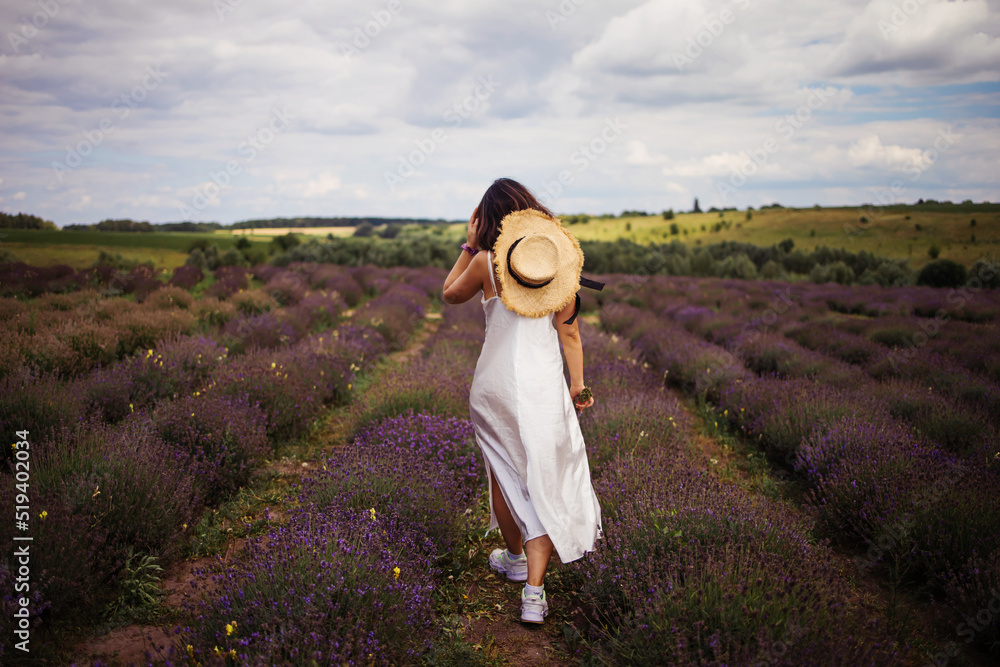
[520,587,548,624]
[488,548,528,582]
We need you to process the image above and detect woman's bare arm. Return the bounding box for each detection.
[555,298,594,410]
[443,251,486,304]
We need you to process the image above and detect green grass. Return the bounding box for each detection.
[0,229,276,269]
[184,469,293,558]
[3,243,191,269]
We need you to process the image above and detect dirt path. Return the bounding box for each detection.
[438,523,582,666]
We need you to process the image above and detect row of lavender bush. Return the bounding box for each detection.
[597,275,999,658]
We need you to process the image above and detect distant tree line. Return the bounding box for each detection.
[0,212,57,230]
[64,219,224,232]
[864,200,999,214]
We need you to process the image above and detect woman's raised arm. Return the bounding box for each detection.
[443,208,481,302]
[442,251,487,304]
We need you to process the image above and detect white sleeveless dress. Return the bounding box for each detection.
[469,250,603,563]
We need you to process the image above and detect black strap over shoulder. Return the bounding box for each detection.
[562,276,605,325]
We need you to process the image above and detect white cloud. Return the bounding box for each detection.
[302,172,343,198]
[625,140,667,165]
[847,135,928,171]
[11,191,26,200]
[826,0,1000,84]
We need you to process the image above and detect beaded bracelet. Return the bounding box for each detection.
[461,243,479,256]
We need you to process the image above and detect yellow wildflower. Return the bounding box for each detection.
[229,649,237,659]
[369,508,376,521]
[393,567,400,580]
[226,622,235,636]
[186,645,195,657]
[129,403,134,412]
[39,510,47,521]
[271,362,276,368]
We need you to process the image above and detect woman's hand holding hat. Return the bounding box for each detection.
[466,208,480,251]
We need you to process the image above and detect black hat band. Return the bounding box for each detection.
[506,236,554,289]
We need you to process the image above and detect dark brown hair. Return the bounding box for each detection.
[474,178,555,252]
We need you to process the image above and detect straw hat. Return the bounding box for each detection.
[493,209,585,318]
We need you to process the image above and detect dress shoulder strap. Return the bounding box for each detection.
[486,250,498,296]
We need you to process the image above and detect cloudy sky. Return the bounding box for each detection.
[1,0,998,226]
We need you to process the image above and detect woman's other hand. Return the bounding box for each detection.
[467,208,480,250]
[571,385,594,411]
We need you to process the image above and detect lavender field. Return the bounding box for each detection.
[1,259,998,666]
